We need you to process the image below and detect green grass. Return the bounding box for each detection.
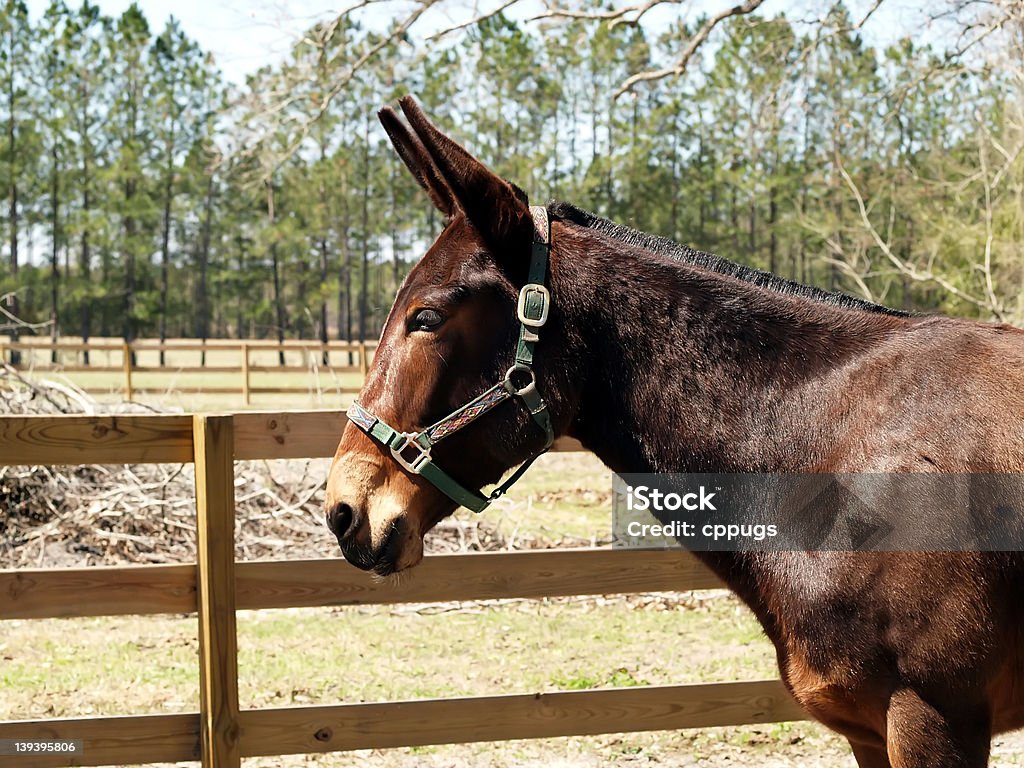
[480,452,612,542]
[0,441,869,766]
[0,597,856,767]
[0,365,861,766]
[0,597,776,719]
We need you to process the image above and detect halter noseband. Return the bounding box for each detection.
[345,205,555,513]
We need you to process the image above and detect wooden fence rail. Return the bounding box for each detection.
[0,411,803,768]
[0,338,378,404]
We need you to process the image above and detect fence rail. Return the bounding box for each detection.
[0,410,803,767]
[0,338,379,403]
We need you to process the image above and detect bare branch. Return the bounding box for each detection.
[819,255,879,303]
[240,0,439,180]
[853,0,885,30]
[838,162,1001,317]
[529,0,675,27]
[0,293,51,333]
[429,0,522,41]
[613,0,766,98]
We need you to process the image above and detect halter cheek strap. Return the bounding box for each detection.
[345,205,554,514]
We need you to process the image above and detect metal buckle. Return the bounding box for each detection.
[504,364,537,398]
[390,432,431,474]
[517,283,550,328]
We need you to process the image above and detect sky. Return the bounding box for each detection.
[23,0,351,83]
[22,0,933,87]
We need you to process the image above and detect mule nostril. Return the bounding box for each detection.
[327,502,356,539]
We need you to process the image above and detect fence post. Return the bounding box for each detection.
[122,342,134,402]
[241,343,250,407]
[359,340,369,378]
[193,414,241,768]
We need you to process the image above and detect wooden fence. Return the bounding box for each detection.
[0,410,805,767]
[0,338,378,404]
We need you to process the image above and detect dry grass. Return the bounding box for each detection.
[4,369,1024,766]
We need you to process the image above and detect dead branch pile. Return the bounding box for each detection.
[0,367,572,570]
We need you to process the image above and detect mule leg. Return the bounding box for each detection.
[851,740,892,768]
[886,689,990,768]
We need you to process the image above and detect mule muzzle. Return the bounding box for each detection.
[326,499,404,575]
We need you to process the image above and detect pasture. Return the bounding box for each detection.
[4,356,1024,766]
[0,406,811,768]
[1,439,843,767]
[5,441,1024,767]
[0,336,372,409]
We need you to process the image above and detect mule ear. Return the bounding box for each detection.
[397,95,533,261]
[379,105,455,217]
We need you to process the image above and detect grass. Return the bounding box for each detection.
[0,598,857,767]
[482,452,612,543]
[0,441,864,767]
[6,360,1024,766]
[15,367,362,412]
[11,337,367,411]
[3,367,1009,766]
[2,595,774,709]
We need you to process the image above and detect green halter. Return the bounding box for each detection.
[346,206,555,513]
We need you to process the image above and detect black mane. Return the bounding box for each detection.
[549,201,909,317]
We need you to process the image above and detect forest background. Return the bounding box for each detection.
[1,0,1022,352]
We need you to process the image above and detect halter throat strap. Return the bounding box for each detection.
[346,205,554,514]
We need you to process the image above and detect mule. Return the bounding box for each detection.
[325,95,1024,767]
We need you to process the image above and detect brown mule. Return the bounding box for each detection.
[325,96,1024,767]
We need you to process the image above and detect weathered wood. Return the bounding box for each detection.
[241,343,250,406]
[0,415,194,465]
[3,341,125,352]
[0,713,199,767]
[4,339,377,352]
[235,549,722,609]
[359,340,369,378]
[0,680,804,765]
[231,410,584,460]
[121,342,133,402]
[232,410,347,460]
[193,414,241,768]
[247,365,362,373]
[238,680,806,756]
[129,365,244,374]
[21,365,244,373]
[0,564,196,619]
[0,550,719,619]
[245,386,359,394]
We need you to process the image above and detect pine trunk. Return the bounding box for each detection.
[7,55,19,364]
[158,159,173,365]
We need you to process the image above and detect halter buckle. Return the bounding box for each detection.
[504,363,537,398]
[390,432,432,474]
[517,283,550,328]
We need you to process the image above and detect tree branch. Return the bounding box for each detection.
[613,0,766,98]
[0,294,51,333]
[838,162,1002,318]
[529,0,675,27]
[429,0,522,41]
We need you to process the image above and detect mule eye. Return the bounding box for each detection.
[412,308,444,331]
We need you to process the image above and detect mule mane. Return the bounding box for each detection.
[549,201,909,317]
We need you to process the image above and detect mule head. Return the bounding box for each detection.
[325,96,566,576]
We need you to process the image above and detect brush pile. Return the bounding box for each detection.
[0,366,518,569]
